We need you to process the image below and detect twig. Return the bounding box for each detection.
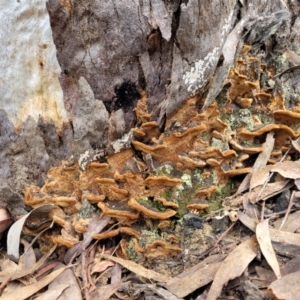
[87,244,96,290]
[196,221,236,259]
[81,246,91,300]
[278,190,295,232]
[273,65,300,79]
[264,208,297,218]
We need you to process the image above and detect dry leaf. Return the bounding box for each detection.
[34,284,69,300]
[0,266,69,300]
[164,255,225,298]
[271,161,300,179]
[270,229,300,247]
[250,180,292,203]
[238,131,274,194]
[273,210,300,233]
[0,245,56,283]
[91,260,115,274]
[103,254,170,282]
[207,236,259,300]
[256,219,281,279]
[265,256,300,285]
[48,263,81,300]
[111,263,122,285]
[239,211,300,256]
[226,179,292,206]
[249,165,273,190]
[146,284,183,300]
[96,282,122,300]
[290,138,300,153]
[268,270,300,300]
[18,239,36,270]
[238,211,257,232]
[7,204,58,260]
[0,259,21,273]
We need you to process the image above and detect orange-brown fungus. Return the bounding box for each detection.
[187,198,209,211]
[144,241,182,259]
[128,198,177,220]
[23,42,300,259]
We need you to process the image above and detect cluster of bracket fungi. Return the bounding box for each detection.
[24,45,300,259]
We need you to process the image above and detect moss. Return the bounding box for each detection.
[155,164,173,176]
[137,197,166,212]
[78,199,97,218]
[211,138,229,150]
[211,170,218,184]
[256,112,272,126]
[207,182,233,212]
[200,131,210,142]
[138,230,160,247]
[127,240,138,260]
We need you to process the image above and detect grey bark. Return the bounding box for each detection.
[0,0,298,216]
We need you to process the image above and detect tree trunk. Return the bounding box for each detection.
[0,0,297,217]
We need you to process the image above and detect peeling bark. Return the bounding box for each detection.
[0,0,299,217]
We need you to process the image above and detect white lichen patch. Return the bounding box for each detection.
[111,131,133,153]
[181,173,193,188]
[156,164,173,175]
[78,150,91,170]
[183,47,220,95]
[220,10,234,43]
[183,9,233,96]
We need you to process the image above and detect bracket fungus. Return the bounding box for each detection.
[22,43,300,260]
[128,198,177,220]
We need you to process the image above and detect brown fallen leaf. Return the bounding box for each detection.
[7,204,58,260]
[0,266,70,300]
[270,229,300,248]
[34,284,69,300]
[265,256,300,285]
[271,160,300,179]
[0,245,57,283]
[256,219,281,279]
[237,131,274,194]
[103,254,170,282]
[48,262,81,300]
[91,260,115,274]
[226,179,292,206]
[239,211,300,245]
[96,282,122,300]
[249,165,273,191]
[290,138,300,153]
[111,263,122,285]
[18,239,36,270]
[273,210,300,233]
[268,270,300,300]
[207,236,259,300]
[146,284,183,300]
[164,254,225,298]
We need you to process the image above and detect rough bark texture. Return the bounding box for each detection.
[0,0,299,217]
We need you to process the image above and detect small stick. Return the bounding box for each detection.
[81,246,90,300]
[196,221,236,259]
[0,275,12,294]
[278,190,295,232]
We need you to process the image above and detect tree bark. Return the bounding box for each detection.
[0,0,298,217]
